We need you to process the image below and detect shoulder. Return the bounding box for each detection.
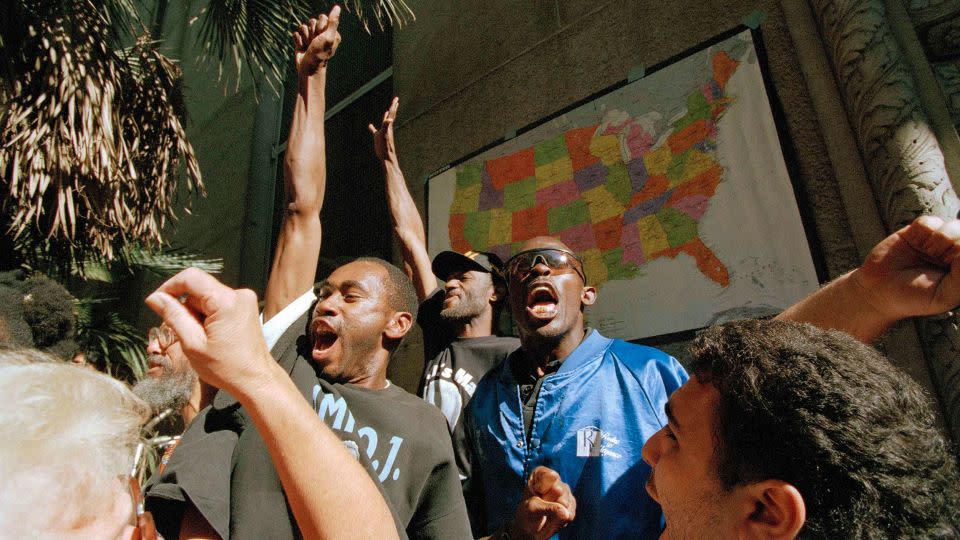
[464,354,511,413]
[489,335,521,354]
[605,338,688,390]
[606,339,673,364]
[384,385,451,436]
[416,288,445,326]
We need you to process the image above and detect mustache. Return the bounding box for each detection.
[147,354,172,369]
[311,315,343,335]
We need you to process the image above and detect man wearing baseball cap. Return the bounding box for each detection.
[369,101,518,432]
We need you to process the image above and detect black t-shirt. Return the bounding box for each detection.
[417,289,519,431]
[145,310,471,540]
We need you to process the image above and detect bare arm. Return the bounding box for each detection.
[777,216,960,342]
[262,8,342,321]
[147,268,399,539]
[369,97,437,300]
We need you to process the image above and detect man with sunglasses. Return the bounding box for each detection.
[369,99,519,433]
[456,235,687,539]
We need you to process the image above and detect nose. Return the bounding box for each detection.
[529,257,552,277]
[641,427,664,467]
[445,278,461,291]
[314,293,341,318]
[146,337,162,355]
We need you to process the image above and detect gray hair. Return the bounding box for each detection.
[0,351,149,534]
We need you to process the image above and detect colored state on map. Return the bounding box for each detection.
[448,51,741,288]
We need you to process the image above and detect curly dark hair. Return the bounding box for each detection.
[0,272,77,359]
[690,319,960,539]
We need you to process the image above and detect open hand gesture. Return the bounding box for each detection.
[368,96,399,163]
[293,5,342,78]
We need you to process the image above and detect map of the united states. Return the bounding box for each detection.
[448,50,741,289]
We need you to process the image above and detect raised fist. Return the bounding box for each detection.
[293,5,342,77]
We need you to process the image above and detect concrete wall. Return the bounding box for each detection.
[156,0,260,287]
[387,0,942,411]
[126,1,265,327]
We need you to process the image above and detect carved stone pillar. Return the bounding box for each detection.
[808,0,960,444]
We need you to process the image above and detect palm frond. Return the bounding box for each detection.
[0,0,203,271]
[72,244,223,281]
[191,0,413,93]
[343,0,416,32]
[193,0,309,93]
[125,249,224,276]
[76,297,148,381]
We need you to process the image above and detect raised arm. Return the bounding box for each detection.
[146,269,399,540]
[262,7,342,321]
[777,216,960,342]
[369,97,437,300]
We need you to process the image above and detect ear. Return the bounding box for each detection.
[384,311,414,340]
[581,285,597,307]
[489,281,506,304]
[737,480,805,539]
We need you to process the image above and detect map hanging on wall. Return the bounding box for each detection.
[426,29,820,341]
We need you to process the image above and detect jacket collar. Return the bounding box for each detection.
[501,328,611,385]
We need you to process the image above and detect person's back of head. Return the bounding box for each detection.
[691,319,960,538]
[0,349,149,537]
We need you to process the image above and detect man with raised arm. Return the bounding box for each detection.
[146,9,474,540]
[369,99,518,432]
[144,10,348,538]
[145,268,401,540]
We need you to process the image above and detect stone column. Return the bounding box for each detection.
[807,0,960,444]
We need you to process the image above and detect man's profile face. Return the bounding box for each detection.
[641,378,739,538]
[310,261,395,382]
[506,237,593,343]
[440,269,495,321]
[133,328,196,413]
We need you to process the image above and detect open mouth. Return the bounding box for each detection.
[525,282,559,319]
[146,355,166,377]
[311,320,340,360]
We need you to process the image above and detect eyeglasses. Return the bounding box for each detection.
[147,326,177,349]
[126,409,172,540]
[504,248,586,282]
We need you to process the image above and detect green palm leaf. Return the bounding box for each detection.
[192,0,413,93]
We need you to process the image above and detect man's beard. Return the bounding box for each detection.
[133,354,197,414]
[439,291,487,322]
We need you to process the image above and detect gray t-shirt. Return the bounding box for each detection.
[145,310,471,540]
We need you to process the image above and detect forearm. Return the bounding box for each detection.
[775,269,896,343]
[383,160,436,298]
[234,360,399,539]
[263,68,327,321]
[284,68,328,212]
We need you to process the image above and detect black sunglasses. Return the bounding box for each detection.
[504,248,586,282]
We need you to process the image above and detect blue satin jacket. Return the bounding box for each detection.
[458,330,688,539]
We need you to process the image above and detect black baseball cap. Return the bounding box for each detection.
[431,250,505,282]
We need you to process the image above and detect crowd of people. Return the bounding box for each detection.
[3,6,960,539]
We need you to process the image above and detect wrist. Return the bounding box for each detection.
[846,267,899,323]
[232,353,287,408]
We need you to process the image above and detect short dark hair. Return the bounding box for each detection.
[354,257,418,320]
[690,319,960,538]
